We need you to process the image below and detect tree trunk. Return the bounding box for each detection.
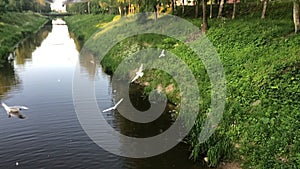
[294,0,300,33]
[217,0,224,18]
[232,0,236,19]
[154,3,158,20]
[87,0,90,14]
[171,0,175,15]
[210,0,213,18]
[202,0,208,33]
[182,0,185,14]
[128,2,131,14]
[118,6,122,16]
[195,0,199,18]
[261,0,268,19]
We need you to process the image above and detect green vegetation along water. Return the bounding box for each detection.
[0,12,49,67]
[65,2,300,168]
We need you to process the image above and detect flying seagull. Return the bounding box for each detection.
[102,98,124,113]
[1,102,29,119]
[159,49,165,58]
[130,64,144,83]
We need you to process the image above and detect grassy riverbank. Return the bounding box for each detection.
[65,14,115,42]
[65,2,300,168]
[0,12,49,67]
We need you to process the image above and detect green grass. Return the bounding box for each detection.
[65,1,300,168]
[64,14,115,42]
[194,18,300,169]
[0,12,48,66]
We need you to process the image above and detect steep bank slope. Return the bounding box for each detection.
[65,3,300,168]
[0,12,49,66]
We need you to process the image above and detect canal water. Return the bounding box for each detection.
[0,18,204,169]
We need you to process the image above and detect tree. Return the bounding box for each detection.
[98,0,116,14]
[89,0,101,14]
[117,0,124,16]
[232,0,236,19]
[294,0,300,33]
[195,0,199,18]
[202,0,208,33]
[171,0,175,15]
[217,0,224,18]
[261,0,268,19]
[182,0,185,14]
[154,0,159,20]
[87,0,90,14]
[0,0,8,13]
[209,0,213,18]
[0,0,50,13]
[8,0,16,11]
[118,0,133,16]
[98,0,109,11]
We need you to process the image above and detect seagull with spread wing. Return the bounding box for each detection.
[130,64,144,83]
[1,102,29,119]
[102,98,124,113]
[159,49,165,58]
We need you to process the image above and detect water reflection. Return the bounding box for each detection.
[0,62,19,100]
[69,32,83,51]
[14,24,52,65]
[79,50,97,79]
[78,50,204,169]
[0,18,205,169]
[0,24,51,100]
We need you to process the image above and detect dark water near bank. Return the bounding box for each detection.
[0,19,205,169]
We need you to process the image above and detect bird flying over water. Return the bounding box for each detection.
[130,64,144,83]
[1,102,29,119]
[159,49,165,58]
[102,98,124,113]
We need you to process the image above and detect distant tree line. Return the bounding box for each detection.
[0,0,51,13]
[65,0,170,15]
[65,0,299,33]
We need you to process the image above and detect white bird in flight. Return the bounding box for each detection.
[102,98,124,113]
[1,102,29,119]
[130,64,144,83]
[159,49,165,58]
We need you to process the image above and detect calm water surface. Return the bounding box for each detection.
[0,19,205,169]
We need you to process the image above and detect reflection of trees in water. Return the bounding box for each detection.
[71,33,97,77]
[69,32,83,52]
[14,25,52,65]
[80,50,98,79]
[0,24,52,99]
[0,62,20,100]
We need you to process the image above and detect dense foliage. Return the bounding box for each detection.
[66,0,170,14]
[0,0,51,13]
[65,0,300,33]
[65,1,300,168]
[0,12,48,66]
